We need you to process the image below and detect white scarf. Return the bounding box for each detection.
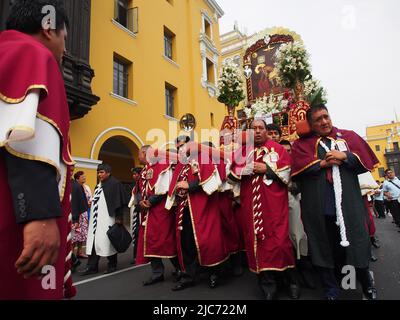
[319,140,350,247]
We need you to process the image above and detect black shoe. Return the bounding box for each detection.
[299,268,316,289]
[209,274,219,289]
[80,267,98,276]
[327,296,338,300]
[143,275,164,286]
[104,267,117,274]
[172,269,183,283]
[171,279,195,291]
[289,283,301,299]
[71,259,81,274]
[371,238,381,249]
[264,291,278,300]
[232,265,244,277]
[364,287,378,300]
[370,254,378,262]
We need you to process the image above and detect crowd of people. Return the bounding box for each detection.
[0,0,393,301]
[68,105,384,301]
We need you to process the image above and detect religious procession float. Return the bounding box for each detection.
[217,27,328,141]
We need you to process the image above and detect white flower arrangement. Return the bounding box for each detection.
[217,60,245,107]
[244,94,288,118]
[274,41,312,89]
[304,78,328,106]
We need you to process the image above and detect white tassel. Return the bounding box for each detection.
[320,140,350,248]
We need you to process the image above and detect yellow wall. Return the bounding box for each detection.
[366,121,400,182]
[70,0,226,190]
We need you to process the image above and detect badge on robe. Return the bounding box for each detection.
[146,169,154,180]
[191,160,199,174]
[269,148,279,163]
[336,140,348,152]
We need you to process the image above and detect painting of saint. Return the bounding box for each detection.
[248,42,285,100]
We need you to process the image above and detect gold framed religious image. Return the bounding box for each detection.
[244,33,294,102]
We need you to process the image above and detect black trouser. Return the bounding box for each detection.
[258,271,278,296]
[87,243,117,271]
[316,216,373,299]
[132,223,140,261]
[180,207,199,281]
[386,200,400,225]
[149,257,180,279]
[180,207,221,282]
[374,200,385,218]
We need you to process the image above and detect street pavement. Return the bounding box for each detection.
[72,217,400,300]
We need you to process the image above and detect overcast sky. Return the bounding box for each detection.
[217,0,400,137]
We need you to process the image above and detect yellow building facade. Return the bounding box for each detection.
[70,0,226,189]
[366,121,400,182]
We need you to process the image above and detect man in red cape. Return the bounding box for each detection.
[218,132,244,276]
[0,0,75,299]
[133,145,180,285]
[166,136,228,291]
[291,105,379,300]
[229,119,295,300]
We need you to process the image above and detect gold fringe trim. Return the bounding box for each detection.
[144,254,177,259]
[198,167,218,186]
[0,85,48,104]
[0,125,35,147]
[4,144,65,200]
[148,164,172,191]
[36,112,75,165]
[187,196,203,265]
[229,170,241,181]
[315,137,322,158]
[352,152,379,173]
[276,165,290,172]
[249,265,295,274]
[291,160,321,177]
[187,195,230,267]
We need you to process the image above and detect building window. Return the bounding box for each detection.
[378,167,385,178]
[113,56,130,98]
[115,0,128,28]
[164,27,175,60]
[375,145,380,152]
[202,13,213,40]
[210,112,214,127]
[206,58,215,84]
[165,83,177,117]
[205,19,211,38]
[114,0,138,33]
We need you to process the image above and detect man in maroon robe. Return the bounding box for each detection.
[229,119,295,300]
[0,0,75,299]
[291,105,379,300]
[166,136,228,291]
[217,134,244,276]
[133,145,180,285]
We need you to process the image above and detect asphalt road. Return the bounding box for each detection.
[72,217,400,300]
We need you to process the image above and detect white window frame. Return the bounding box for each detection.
[201,11,213,40]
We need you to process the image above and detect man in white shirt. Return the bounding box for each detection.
[382,169,400,230]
